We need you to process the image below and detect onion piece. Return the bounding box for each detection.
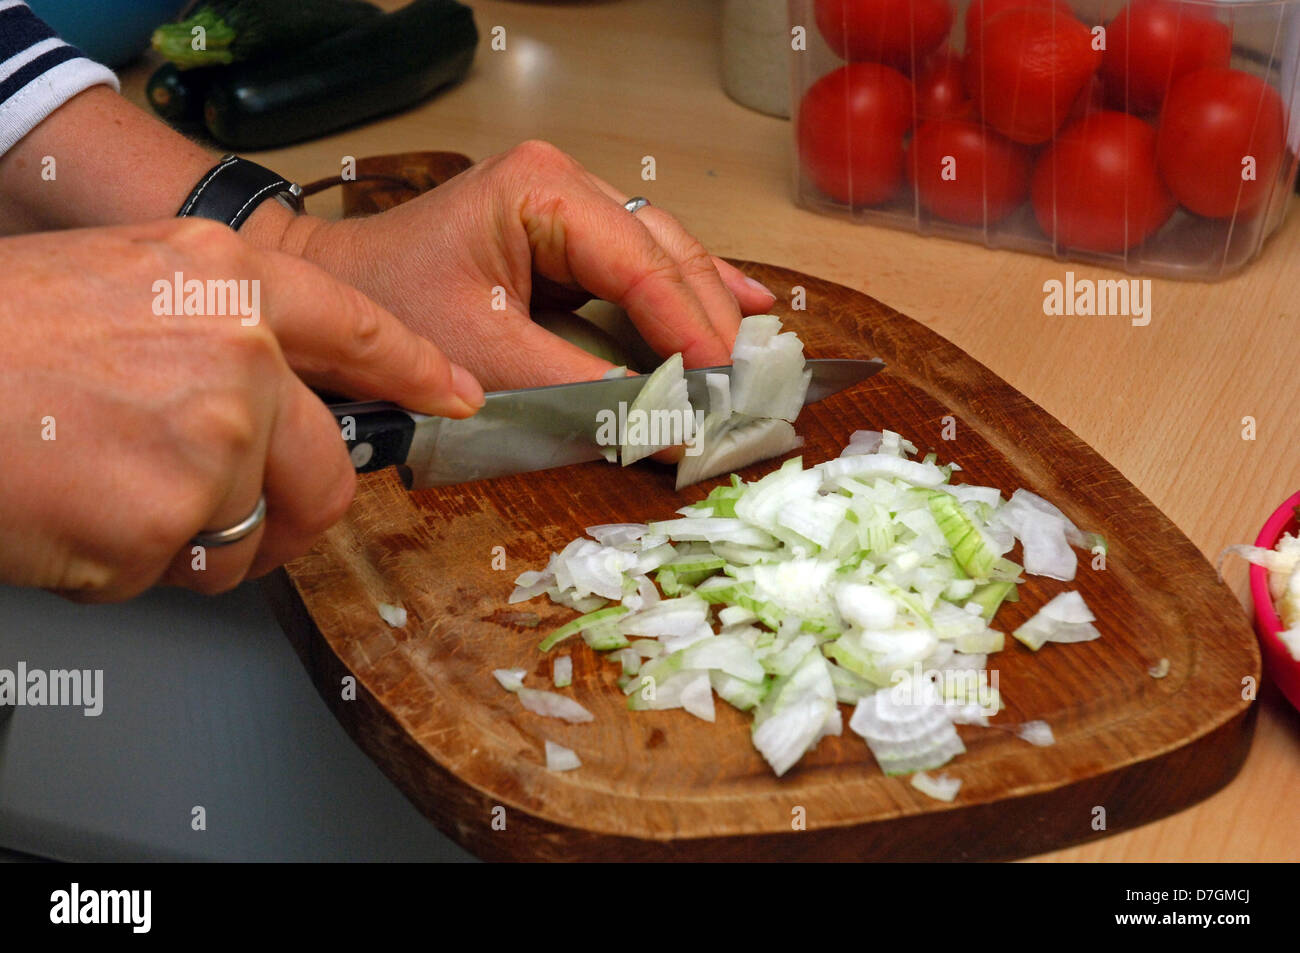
[377,602,407,627]
[1016,720,1056,746]
[493,668,527,693]
[849,681,966,776]
[517,687,594,723]
[911,771,962,802]
[621,352,694,466]
[545,740,582,772]
[1012,591,1100,651]
[553,656,573,688]
[729,314,811,422]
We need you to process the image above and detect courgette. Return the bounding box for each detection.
[153,0,381,69]
[146,63,217,124]
[201,0,478,150]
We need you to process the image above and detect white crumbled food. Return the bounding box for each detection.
[1221,532,1300,660]
[910,771,962,802]
[553,655,573,688]
[492,668,527,692]
[1016,720,1056,747]
[504,318,1109,779]
[377,602,407,627]
[516,687,594,723]
[544,740,582,772]
[1012,591,1100,651]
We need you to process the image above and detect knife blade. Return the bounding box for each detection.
[329,358,884,488]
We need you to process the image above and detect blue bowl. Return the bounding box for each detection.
[27,0,189,69]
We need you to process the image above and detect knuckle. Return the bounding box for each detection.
[129,492,211,571]
[346,298,386,361]
[165,217,248,268]
[625,249,683,297]
[507,139,576,174]
[181,390,263,462]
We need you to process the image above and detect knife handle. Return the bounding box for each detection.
[329,403,416,474]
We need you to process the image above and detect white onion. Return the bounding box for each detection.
[517,688,594,723]
[377,602,407,627]
[544,740,582,771]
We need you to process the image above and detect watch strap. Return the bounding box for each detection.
[176,154,303,230]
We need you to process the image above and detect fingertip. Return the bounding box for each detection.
[740,275,778,310]
[713,257,777,314]
[451,363,485,410]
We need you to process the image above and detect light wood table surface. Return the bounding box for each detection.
[122,0,1299,861]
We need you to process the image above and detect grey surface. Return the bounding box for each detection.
[0,582,476,861]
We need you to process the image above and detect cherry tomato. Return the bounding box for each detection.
[815,0,952,70]
[914,49,973,120]
[798,63,915,206]
[1031,111,1176,252]
[907,119,1032,224]
[1156,68,1286,218]
[1100,0,1231,113]
[964,0,1074,51]
[965,8,1100,144]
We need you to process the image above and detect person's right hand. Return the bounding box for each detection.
[0,218,483,602]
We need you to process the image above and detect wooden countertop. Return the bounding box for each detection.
[121,0,1299,861]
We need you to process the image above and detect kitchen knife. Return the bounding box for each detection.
[328,358,885,488]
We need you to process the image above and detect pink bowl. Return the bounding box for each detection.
[1251,491,1300,712]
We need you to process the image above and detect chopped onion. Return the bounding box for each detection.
[849,681,966,776]
[545,740,582,771]
[505,410,1110,778]
[840,430,882,456]
[679,672,716,722]
[377,602,407,627]
[553,655,573,688]
[493,668,527,693]
[1012,591,1100,650]
[620,352,694,466]
[1016,720,1055,746]
[729,314,811,422]
[910,771,962,802]
[517,687,594,723]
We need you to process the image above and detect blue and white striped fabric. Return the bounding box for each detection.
[0,0,119,156]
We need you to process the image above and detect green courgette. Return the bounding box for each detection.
[146,63,218,124]
[201,0,478,150]
[152,0,381,69]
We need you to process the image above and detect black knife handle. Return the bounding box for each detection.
[330,404,416,474]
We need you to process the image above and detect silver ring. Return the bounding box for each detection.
[623,196,651,215]
[191,494,267,548]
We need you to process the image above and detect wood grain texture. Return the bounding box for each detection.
[268,261,1259,861]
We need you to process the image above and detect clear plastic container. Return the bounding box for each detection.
[790,0,1300,278]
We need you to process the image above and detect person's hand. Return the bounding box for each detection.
[0,219,482,601]
[290,140,777,390]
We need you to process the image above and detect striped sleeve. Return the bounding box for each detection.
[0,0,120,157]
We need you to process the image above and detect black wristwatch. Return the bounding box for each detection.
[176,154,303,229]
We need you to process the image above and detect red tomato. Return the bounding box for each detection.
[1100,0,1231,113]
[1031,111,1176,252]
[906,119,1032,224]
[798,63,915,206]
[964,0,1074,51]
[1156,68,1286,218]
[914,49,973,120]
[965,8,1101,144]
[815,0,952,70]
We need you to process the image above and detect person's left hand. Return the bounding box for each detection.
[286,140,777,390]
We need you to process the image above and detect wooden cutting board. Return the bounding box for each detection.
[267,262,1260,862]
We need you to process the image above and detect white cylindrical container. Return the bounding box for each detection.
[722,0,791,117]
